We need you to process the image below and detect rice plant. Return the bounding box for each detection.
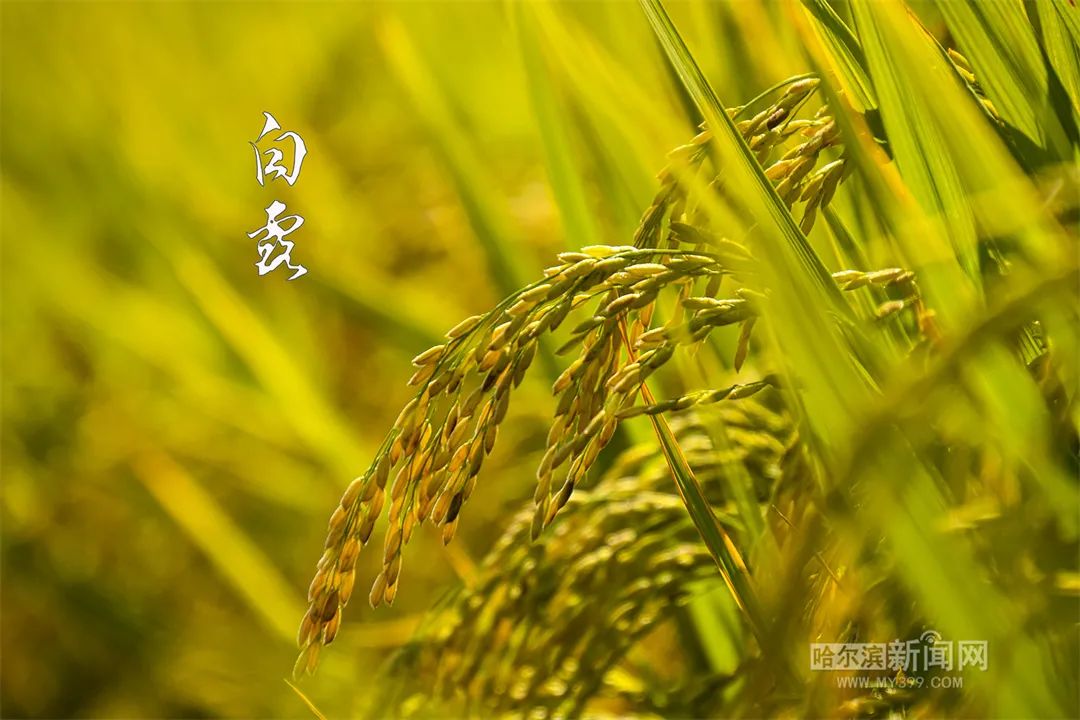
[294,1,1079,717]
[4,0,1075,717]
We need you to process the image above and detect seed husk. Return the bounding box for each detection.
[446,314,484,339]
[412,344,446,367]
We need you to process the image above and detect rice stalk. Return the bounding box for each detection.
[362,407,789,717]
[294,77,924,674]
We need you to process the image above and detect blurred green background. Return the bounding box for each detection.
[15,1,1071,716]
[0,1,812,716]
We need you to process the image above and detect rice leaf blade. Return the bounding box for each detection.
[639,0,879,453]
[1029,0,1080,123]
[378,18,532,301]
[936,0,1068,153]
[510,2,601,250]
[646,390,766,643]
[851,0,984,288]
[799,0,876,110]
[135,451,305,643]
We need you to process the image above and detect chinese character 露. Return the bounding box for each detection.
[248,200,308,280]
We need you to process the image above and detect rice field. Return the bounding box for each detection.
[1,1,1078,718]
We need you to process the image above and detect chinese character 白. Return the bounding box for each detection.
[248,200,308,280]
[252,111,307,186]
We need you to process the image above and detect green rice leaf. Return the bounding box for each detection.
[800,0,876,111]
[379,17,562,381]
[136,452,305,643]
[510,2,601,250]
[378,18,532,301]
[639,0,840,303]
[936,0,1070,155]
[639,0,879,454]
[852,0,983,287]
[646,393,766,644]
[1029,0,1080,124]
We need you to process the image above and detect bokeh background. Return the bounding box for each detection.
[0,1,824,717]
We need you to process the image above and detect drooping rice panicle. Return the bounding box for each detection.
[296,70,920,676]
[361,407,790,717]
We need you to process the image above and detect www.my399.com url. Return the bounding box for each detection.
[836,675,964,689]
